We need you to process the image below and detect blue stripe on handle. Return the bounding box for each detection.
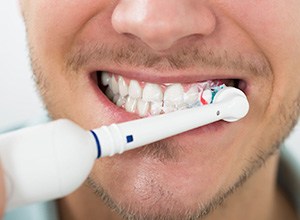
[90,130,101,158]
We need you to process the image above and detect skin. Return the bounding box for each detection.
[13,0,300,219]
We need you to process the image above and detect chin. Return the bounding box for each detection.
[88,131,243,219]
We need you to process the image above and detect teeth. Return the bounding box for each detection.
[163,84,184,112]
[101,72,111,86]
[113,94,120,104]
[150,102,162,115]
[129,80,142,99]
[118,76,128,97]
[105,87,114,100]
[116,96,126,107]
[101,73,227,117]
[137,99,149,117]
[125,96,137,113]
[110,75,119,94]
[143,83,163,102]
[184,85,199,105]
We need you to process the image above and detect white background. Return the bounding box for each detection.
[0,0,45,131]
[0,1,299,153]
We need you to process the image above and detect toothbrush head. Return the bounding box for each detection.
[213,87,249,122]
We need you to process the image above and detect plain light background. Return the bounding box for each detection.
[1,1,299,152]
[0,0,45,131]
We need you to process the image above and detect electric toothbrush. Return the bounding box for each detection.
[0,86,249,211]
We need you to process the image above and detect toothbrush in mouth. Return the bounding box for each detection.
[93,85,249,157]
[0,86,249,211]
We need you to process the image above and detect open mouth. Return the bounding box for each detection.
[94,71,246,117]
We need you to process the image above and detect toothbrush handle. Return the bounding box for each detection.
[93,92,249,157]
[0,120,96,210]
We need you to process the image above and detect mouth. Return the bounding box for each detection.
[92,71,247,118]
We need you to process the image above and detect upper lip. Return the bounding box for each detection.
[91,66,248,85]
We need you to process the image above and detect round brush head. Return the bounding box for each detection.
[213,87,249,122]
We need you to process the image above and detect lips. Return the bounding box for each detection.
[94,71,246,118]
[86,67,250,165]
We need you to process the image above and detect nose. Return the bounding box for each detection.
[112,0,217,51]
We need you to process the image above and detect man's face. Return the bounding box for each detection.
[21,0,300,219]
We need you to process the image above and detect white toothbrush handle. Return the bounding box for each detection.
[0,120,97,210]
[93,87,249,157]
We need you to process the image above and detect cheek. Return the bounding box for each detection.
[25,1,110,70]
[220,0,300,120]
[218,1,300,74]
[23,0,116,124]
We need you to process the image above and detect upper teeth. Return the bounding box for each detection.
[142,83,163,102]
[164,84,185,113]
[118,76,128,97]
[100,72,223,117]
[128,80,142,99]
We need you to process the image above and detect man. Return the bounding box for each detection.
[1,0,300,219]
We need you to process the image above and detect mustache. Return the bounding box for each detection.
[66,42,272,77]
